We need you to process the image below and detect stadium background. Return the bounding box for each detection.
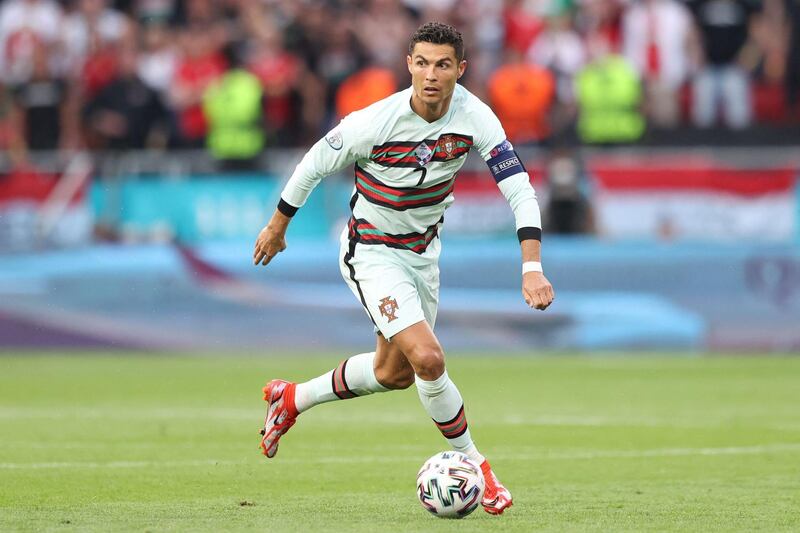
[1,0,799,351]
[1,1,800,531]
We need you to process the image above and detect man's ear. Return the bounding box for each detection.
[457,59,467,79]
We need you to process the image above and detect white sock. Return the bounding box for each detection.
[415,371,485,465]
[294,352,389,413]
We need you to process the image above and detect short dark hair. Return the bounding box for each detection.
[408,22,464,62]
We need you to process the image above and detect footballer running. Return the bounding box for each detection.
[252,21,555,516]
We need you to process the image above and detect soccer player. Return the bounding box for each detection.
[253,21,554,515]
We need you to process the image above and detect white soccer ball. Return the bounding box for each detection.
[416,451,485,518]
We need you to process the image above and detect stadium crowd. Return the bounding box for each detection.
[0,0,799,162]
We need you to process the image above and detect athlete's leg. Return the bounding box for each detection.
[260,335,415,458]
[293,348,392,413]
[390,320,513,515]
[292,332,415,413]
[389,320,481,460]
[374,333,415,389]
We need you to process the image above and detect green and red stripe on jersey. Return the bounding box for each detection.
[434,404,469,439]
[348,216,440,254]
[369,134,473,167]
[355,165,454,211]
[331,359,358,400]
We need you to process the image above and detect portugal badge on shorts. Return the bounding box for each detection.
[414,142,433,166]
[439,134,457,160]
[379,296,399,322]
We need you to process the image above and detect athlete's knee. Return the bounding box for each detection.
[408,344,445,381]
[374,364,415,390]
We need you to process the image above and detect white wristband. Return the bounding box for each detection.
[522,261,543,274]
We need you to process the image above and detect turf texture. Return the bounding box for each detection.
[0,353,798,532]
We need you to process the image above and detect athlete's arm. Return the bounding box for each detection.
[485,141,554,310]
[254,113,369,266]
[473,94,555,310]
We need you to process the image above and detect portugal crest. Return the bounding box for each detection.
[379,296,399,322]
[439,134,457,160]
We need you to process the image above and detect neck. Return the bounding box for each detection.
[410,93,452,123]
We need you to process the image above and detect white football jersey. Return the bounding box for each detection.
[280,84,541,254]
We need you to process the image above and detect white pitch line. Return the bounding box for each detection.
[0,459,241,470]
[1,407,798,431]
[1,443,798,470]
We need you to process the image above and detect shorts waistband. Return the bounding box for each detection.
[347,216,440,255]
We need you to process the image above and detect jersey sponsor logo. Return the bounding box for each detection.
[414,142,433,166]
[325,129,343,150]
[439,134,458,160]
[489,140,513,158]
[379,296,399,322]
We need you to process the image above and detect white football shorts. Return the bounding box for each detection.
[339,228,441,340]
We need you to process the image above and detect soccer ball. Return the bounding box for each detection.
[416,451,485,518]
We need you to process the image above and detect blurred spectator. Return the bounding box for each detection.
[168,23,227,147]
[335,66,397,118]
[130,0,176,21]
[576,0,624,54]
[0,82,26,163]
[502,0,545,55]
[622,0,697,128]
[137,18,178,97]
[544,151,594,234]
[245,10,320,145]
[82,44,168,149]
[745,0,790,122]
[63,0,132,74]
[0,0,63,84]
[316,18,367,126]
[9,42,67,151]
[455,0,504,98]
[786,0,800,113]
[527,8,585,106]
[202,46,264,170]
[687,0,756,129]
[487,51,555,144]
[355,0,415,78]
[174,0,217,27]
[575,43,645,144]
[79,28,121,99]
[2,0,799,157]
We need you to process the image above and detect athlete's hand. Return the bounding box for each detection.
[253,213,289,266]
[253,224,286,266]
[522,272,554,310]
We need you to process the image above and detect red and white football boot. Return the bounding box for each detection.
[480,460,513,515]
[259,379,299,458]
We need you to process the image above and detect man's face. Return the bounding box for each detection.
[407,42,466,106]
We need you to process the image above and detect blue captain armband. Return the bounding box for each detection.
[486,140,526,183]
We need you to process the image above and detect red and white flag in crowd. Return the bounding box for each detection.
[590,158,797,241]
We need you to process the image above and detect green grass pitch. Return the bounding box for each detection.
[1,353,799,532]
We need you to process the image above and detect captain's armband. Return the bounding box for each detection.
[486,140,526,183]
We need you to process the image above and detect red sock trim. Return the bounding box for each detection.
[284,382,299,418]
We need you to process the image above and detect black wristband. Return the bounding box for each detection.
[277,198,298,217]
[517,227,542,242]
